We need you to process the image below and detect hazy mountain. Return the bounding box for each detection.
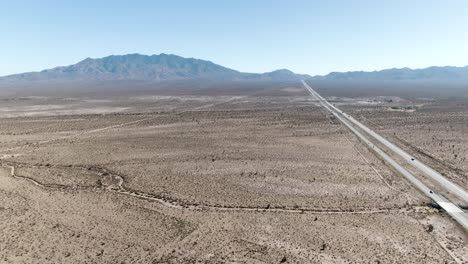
[1,53,309,82]
[314,66,468,81]
[255,69,301,80]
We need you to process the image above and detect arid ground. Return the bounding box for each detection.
[0,84,467,263]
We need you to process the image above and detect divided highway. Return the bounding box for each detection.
[302,81,468,204]
[302,80,468,229]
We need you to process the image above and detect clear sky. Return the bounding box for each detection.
[1,0,468,76]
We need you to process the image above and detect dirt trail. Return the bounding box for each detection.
[1,162,432,215]
[0,100,237,155]
[0,116,158,154]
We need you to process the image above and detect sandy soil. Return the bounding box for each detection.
[0,94,466,263]
[344,103,468,192]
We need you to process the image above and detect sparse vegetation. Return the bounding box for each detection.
[0,91,466,263]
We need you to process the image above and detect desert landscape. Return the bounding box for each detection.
[3,2,468,262]
[0,82,466,263]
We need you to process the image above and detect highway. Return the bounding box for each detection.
[302,80,468,229]
[303,81,468,204]
[302,80,468,203]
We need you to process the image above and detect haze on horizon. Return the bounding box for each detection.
[1,0,468,76]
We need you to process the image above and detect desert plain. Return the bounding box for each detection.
[0,82,467,263]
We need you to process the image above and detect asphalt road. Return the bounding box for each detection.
[302,80,468,202]
[302,80,468,229]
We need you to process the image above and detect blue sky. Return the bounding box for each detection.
[1,0,468,76]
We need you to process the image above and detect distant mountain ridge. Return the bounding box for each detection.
[314,66,468,81]
[1,53,310,82]
[3,54,468,83]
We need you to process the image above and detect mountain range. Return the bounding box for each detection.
[2,53,468,83]
[314,66,468,81]
[1,53,310,82]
